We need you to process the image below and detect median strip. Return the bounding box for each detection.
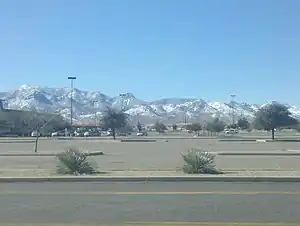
[216,152,300,156]
[0,191,299,195]
[0,222,297,226]
[0,151,104,157]
[1,175,300,182]
[126,222,300,226]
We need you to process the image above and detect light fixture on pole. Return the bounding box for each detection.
[68,76,76,130]
[184,108,188,126]
[119,93,126,111]
[230,94,236,125]
[92,100,98,126]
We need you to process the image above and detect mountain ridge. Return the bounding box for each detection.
[1,85,300,124]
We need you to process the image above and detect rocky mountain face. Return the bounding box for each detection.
[1,84,300,124]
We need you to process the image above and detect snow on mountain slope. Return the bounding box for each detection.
[1,85,300,124]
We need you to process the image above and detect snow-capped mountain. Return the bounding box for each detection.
[1,85,300,124]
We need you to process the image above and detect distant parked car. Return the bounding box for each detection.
[74,131,83,137]
[31,131,40,137]
[51,131,66,137]
[137,131,148,136]
[106,131,113,136]
[117,132,127,136]
[224,129,239,134]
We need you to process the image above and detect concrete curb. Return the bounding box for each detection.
[216,152,300,156]
[0,151,104,157]
[0,141,35,143]
[101,168,298,172]
[218,139,300,142]
[1,176,300,182]
[120,139,157,142]
[1,151,299,157]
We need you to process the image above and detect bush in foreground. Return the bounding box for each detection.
[56,147,96,175]
[181,148,221,174]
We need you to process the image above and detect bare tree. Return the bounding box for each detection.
[25,103,62,152]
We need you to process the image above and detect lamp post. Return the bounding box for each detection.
[93,100,98,126]
[119,93,126,111]
[230,94,236,125]
[68,77,76,132]
[184,109,187,126]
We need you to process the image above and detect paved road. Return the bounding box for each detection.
[0,182,299,225]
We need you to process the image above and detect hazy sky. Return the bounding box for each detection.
[0,0,299,104]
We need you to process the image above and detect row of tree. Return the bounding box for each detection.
[104,103,300,140]
[0,110,70,136]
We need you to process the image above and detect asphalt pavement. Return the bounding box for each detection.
[0,182,300,225]
[2,138,300,172]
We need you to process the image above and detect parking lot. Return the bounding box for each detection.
[0,135,300,173]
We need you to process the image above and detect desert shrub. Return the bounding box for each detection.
[56,147,95,175]
[181,148,220,174]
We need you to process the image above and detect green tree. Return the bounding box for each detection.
[227,123,238,129]
[206,118,226,135]
[237,117,250,130]
[102,107,128,140]
[0,119,12,135]
[295,124,300,133]
[0,109,70,138]
[137,121,142,132]
[0,119,11,129]
[117,123,134,134]
[254,103,298,140]
[172,124,178,131]
[154,121,167,133]
[186,123,202,136]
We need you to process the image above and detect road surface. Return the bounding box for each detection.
[0,182,300,225]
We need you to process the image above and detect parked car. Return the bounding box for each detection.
[74,131,83,137]
[224,129,239,134]
[83,131,90,137]
[51,131,65,137]
[117,132,127,136]
[31,131,41,137]
[137,131,148,136]
[106,131,113,136]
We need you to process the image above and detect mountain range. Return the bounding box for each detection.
[1,84,300,125]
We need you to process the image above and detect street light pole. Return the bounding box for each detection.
[93,100,98,126]
[230,94,236,125]
[119,94,126,111]
[184,109,187,126]
[68,77,76,133]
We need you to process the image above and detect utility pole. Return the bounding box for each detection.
[68,77,76,135]
[230,94,236,125]
[93,100,98,126]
